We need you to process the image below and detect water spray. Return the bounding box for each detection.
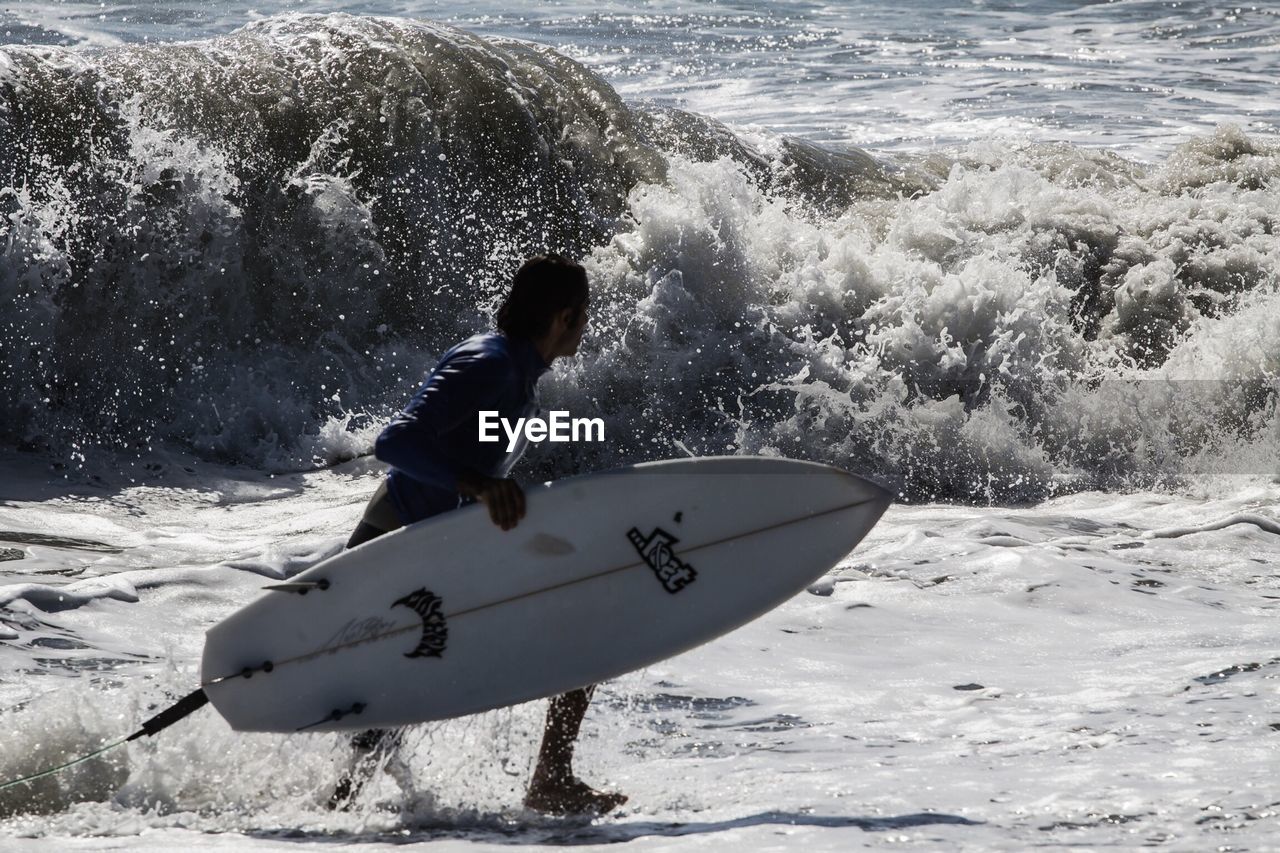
[0,689,208,793]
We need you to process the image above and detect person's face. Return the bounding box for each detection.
[557,298,589,357]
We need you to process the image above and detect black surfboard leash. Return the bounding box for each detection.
[0,688,209,792]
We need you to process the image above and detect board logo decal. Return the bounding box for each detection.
[392,588,448,658]
[627,527,697,593]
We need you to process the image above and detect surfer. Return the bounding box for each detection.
[329,254,626,816]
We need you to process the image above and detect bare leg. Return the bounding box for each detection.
[326,518,398,810]
[326,728,403,811]
[523,686,627,815]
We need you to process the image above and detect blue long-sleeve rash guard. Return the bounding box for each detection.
[375,331,550,525]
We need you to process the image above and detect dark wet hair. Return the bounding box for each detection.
[496,254,589,339]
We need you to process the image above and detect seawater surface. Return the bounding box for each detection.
[1,1,1279,849]
[5,0,1279,156]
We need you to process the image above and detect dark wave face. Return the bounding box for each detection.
[0,15,663,458]
[3,13,1279,501]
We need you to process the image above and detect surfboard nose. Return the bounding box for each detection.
[820,463,894,509]
[849,471,895,507]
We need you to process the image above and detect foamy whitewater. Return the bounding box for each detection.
[2,2,1278,849]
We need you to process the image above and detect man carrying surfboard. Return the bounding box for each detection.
[330,254,626,816]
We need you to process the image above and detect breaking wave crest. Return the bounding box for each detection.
[3,13,1279,500]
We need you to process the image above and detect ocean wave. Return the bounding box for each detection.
[556,135,1280,499]
[1,13,661,458]
[2,14,1279,500]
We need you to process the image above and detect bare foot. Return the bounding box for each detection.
[524,775,627,816]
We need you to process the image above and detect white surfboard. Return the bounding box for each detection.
[200,456,891,732]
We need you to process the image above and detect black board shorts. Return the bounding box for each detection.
[359,480,404,534]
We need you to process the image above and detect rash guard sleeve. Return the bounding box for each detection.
[374,350,510,493]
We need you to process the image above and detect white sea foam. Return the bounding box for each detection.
[1,468,1277,848]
